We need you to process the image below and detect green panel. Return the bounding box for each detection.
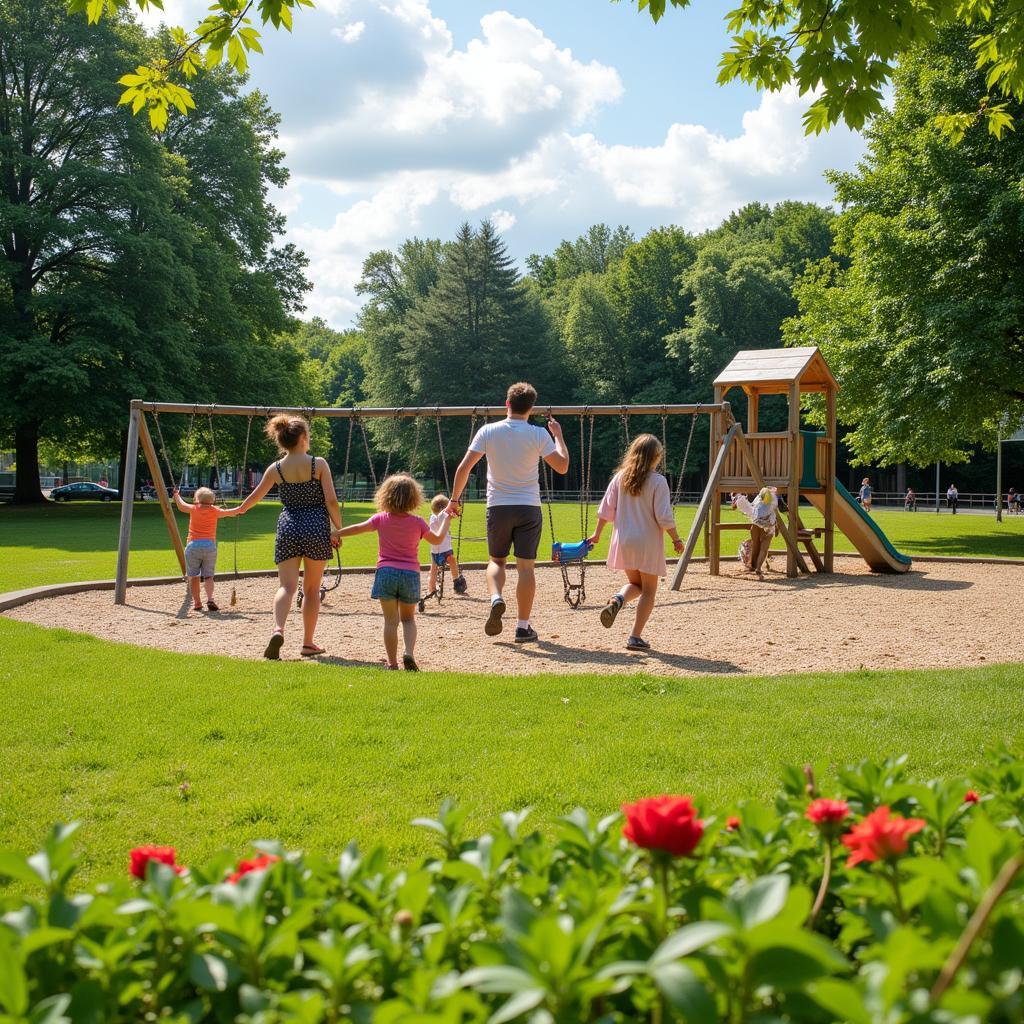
[800,430,825,489]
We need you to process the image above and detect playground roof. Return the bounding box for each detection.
[713,346,838,395]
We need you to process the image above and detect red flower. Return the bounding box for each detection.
[964,790,980,804]
[228,853,280,884]
[841,807,926,867]
[129,845,184,880]
[622,796,704,857]
[806,798,850,831]
[725,816,741,832]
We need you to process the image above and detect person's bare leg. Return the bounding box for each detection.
[631,572,659,638]
[752,529,770,574]
[487,557,506,600]
[203,576,215,602]
[616,569,643,606]
[380,599,399,667]
[273,559,301,632]
[399,601,417,658]
[515,558,536,621]
[427,563,437,593]
[300,559,326,647]
[189,576,201,607]
[449,553,461,577]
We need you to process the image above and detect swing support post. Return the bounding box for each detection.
[138,412,186,575]
[114,401,142,605]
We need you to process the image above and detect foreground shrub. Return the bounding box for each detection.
[2,749,1024,1022]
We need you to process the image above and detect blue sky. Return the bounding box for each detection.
[148,1,864,326]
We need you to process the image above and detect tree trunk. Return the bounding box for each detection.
[13,421,46,504]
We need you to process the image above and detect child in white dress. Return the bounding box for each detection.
[587,434,683,650]
[732,487,778,576]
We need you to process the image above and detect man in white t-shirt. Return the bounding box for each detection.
[447,381,569,642]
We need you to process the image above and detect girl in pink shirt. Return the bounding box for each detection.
[587,434,683,651]
[334,473,448,671]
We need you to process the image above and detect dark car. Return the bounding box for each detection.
[50,481,119,502]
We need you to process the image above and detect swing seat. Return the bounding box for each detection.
[552,539,592,564]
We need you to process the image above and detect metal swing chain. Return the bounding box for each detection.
[621,408,631,447]
[323,414,354,596]
[409,415,423,477]
[155,410,196,491]
[454,411,476,562]
[673,405,701,506]
[357,414,377,491]
[231,414,254,582]
[207,409,222,492]
[660,410,669,474]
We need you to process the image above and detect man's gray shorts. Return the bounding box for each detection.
[486,505,543,561]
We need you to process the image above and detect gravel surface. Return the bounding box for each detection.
[5,557,1015,676]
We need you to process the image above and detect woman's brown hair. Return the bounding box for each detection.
[616,433,664,496]
[265,414,309,451]
[376,473,424,514]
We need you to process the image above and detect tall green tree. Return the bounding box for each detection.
[784,28,1024,466]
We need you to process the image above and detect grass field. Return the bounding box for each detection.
[1,501,1023,876]
[1,616,1021,878]
[2,499,1022,592]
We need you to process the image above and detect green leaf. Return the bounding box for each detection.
[0,851,43,885]
[490,988,545,1024]
[188,953,240,993]
[651,962,716,1024]
[736,874,789,928]
[807,979,871,1024]
[650,921,733,966]
[460,966,538,994]
[0,931,28,1016]
[29,994,72,1024]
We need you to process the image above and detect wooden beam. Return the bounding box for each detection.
[825,387,837,573]
[114,404,141,605]
[747,391,759,433]
[786,381,801,577]
[670,421,741,590]
[708,386,724,575]
[138,412,186,575]
[733,427,809,575]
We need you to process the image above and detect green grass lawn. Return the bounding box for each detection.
[1,615,1021,879]
[1,499,1022,592]
[1,501,1022,874]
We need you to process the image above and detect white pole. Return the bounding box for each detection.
[935,460,941,513]
[996,420,1003,522]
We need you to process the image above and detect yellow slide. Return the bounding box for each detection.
[805,481,912,574]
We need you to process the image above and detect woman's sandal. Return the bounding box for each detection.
[301,644,326,657]
[264,631,284,660]
[402,654,419,672]
[626,635,651,651]
[600,596,622,628]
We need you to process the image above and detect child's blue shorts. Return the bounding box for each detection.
[371,567,420,604]
[431,551,453,568]
[184,539,217,578]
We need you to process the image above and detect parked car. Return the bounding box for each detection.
[50,481,119,502]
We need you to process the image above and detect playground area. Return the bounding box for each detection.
[6,555,1018,676]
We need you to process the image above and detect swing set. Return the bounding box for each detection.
[113,399,732,607]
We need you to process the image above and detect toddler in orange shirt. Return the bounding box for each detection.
[172,486,241,611]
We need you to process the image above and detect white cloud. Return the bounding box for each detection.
[489,208,517,233]
[334,20,366,43]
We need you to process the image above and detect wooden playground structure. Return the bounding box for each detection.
[671,346,910,589]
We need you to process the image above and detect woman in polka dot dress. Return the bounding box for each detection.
[236,415,342,659]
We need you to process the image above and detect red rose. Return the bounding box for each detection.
[228,853,280,884]
[129,845,184,880]
[806,798,850,831]
[841,806,926,867]
[964,790,980,804]
[622,796,704,857]
[725,816,741,832]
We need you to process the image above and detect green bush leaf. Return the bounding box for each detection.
[651,962,716,1024]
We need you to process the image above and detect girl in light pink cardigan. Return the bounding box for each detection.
[588,434,683,650]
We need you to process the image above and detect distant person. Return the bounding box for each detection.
[587,434,684,651]
[946,483,959,514]
[859,477,873,512]
[235,415,342,659]
[172,486,242,612]
[333,474,451,671]
[446,382,569,643]
[98,475,108,489]
[1008,487,1019,514]
[904,487,916,512]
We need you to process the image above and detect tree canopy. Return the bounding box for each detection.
[633,0,1024,140]
[784,27,1024,468]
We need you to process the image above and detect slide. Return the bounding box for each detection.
[805,480,913,574]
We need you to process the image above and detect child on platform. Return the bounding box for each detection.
[333,474,450,671]
[732,486,778,576]
[587,434,683,651]
[427,494,467,596]
[172,486,241,611]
